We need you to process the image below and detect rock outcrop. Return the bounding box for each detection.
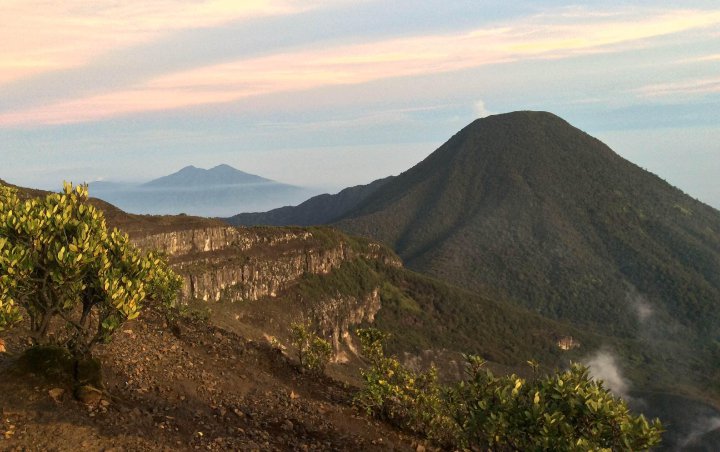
[311,288,381,362]
[131,225,401,356]
[132,226,399,303]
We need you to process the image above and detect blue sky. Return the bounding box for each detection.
[1,1,719,208]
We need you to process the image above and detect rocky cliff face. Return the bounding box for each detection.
[132,226,399,303]
[131,226,309,257]
[311,288,381,363]
[131,225,401,355]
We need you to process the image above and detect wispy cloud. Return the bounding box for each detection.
[672,52,720,65]
[677,53,720,64]
[2,7,719,126]
[0,0,340,85]
[635,77,720,97]
[696,54,720,62]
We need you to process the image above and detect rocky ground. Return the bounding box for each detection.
[0,311,424,451]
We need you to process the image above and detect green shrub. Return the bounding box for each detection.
[0,183,180,360]
[290,322,332,374]
[355,328,663,451]
[449,356,663,450]
[355,328,459,445]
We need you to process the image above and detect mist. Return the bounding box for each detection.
[583,350,630,400]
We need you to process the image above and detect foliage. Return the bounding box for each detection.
[290,321,332,374]
[146,256,185,330]
[355,328,663,451]
[0,183,180,358]
[450,357,663,450]
[355,328,459,445]
[372,266,590,368]
[296,258,383,302]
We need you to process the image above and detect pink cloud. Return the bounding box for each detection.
[0,0,340,85]
[2,7,720,126]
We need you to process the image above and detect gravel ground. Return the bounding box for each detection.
[0,311,425,451]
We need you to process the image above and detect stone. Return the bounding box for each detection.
[48,387,65,403]
[75,385,103,406]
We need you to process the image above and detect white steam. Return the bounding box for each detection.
[473,100,492,118]
[583,350,630,399]
[631,295,654,323]
[680,416,720,448]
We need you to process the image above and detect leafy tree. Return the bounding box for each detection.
[290,321,332,374]
[0,183,180,359]
[355,328,663,451]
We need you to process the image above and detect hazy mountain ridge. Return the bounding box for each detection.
[227,176,395,226]
[88,164,318,217]
[143,164,272,188]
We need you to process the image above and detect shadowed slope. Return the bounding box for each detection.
[227,176,394,226]
[337,112,720,340]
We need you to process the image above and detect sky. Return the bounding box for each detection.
[1,0,719,208]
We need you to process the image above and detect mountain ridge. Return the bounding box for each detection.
[229,176,395,226]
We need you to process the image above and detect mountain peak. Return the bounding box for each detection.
[210,164,235,171]
[464,110,575,137]
[143,164,273,188]
[228,110,720,346]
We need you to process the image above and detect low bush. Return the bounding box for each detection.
[290,322,332,375]
[355,328,663,450]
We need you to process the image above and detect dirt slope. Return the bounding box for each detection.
[0,311,419,451]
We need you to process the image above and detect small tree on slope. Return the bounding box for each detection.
[0,183,180,360]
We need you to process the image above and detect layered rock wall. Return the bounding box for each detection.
[132,225,399,358]
[132,226,399,304]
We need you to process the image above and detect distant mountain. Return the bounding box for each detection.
[227,112,720,346]
[143,164,272,188]
[89,164,318,217]
[227,176,395,226]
